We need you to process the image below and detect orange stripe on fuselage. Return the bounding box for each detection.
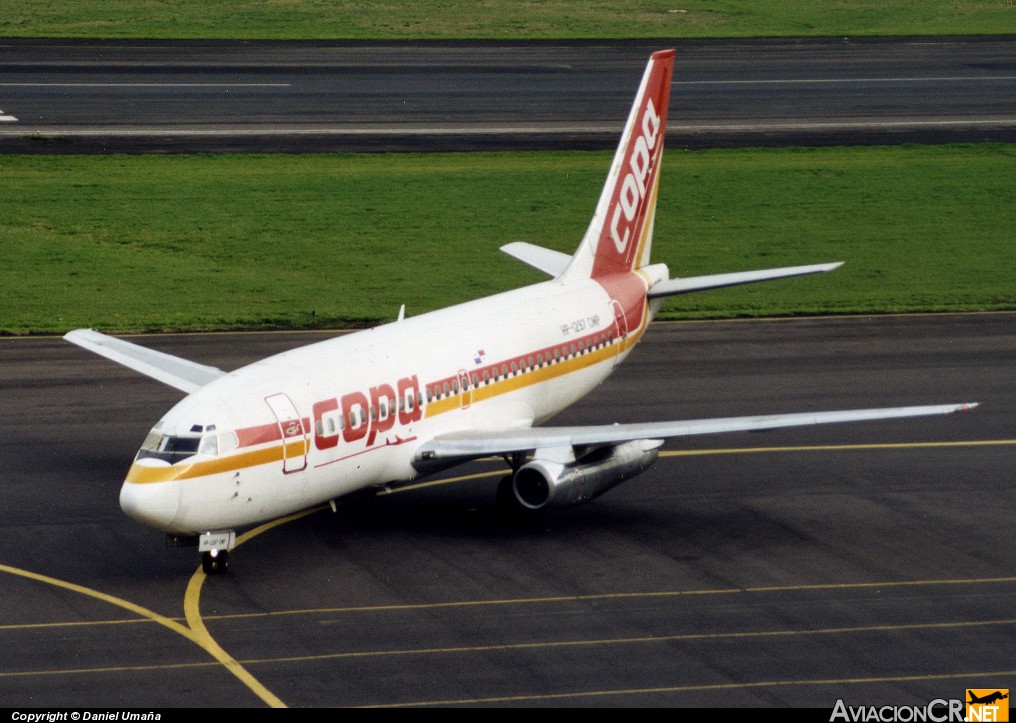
[125,439,308,484]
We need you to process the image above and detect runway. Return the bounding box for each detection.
[0,37,1014,152]
[2,314,1014,707]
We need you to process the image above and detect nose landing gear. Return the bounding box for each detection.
[198,530,236,575]
[202,548,230,574]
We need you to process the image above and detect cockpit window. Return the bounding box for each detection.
[199,434,218,456]
[136,431,222,464]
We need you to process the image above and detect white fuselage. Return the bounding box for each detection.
[120,273,656,534]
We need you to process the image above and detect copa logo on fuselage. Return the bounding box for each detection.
[312,375,423,450]
[609,97,661,254]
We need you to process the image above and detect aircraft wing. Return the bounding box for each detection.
[414,403,977,464]
[63,328,227,393]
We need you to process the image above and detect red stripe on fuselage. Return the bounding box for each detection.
[236,422,281,447]
[235,418,310,448]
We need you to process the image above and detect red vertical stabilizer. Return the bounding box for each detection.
[564,49,675,281]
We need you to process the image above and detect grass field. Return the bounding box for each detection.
[3,145,1013,335]
[3,4,1012,333]
[2,1,1014,39]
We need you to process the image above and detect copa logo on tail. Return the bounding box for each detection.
[610,96,662,255]
[587,48,674,279]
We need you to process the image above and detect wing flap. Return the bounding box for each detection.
[64,329,226,393]
[415,403,978,464]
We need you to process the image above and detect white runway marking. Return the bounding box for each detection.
[0,118,1013,137]
[674,75,1016,86]
[0,109,16,122]
[0,83,290,88]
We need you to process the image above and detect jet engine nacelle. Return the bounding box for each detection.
[511,439,662,511]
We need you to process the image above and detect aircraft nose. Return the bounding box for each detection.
[119,480,181,532]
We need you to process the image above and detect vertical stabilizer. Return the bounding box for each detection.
[563,49,675,280]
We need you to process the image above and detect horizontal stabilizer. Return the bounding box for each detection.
[64,329,226,394]
[415,403,978,464]
[648,262,843,298]
[500,242,571,278]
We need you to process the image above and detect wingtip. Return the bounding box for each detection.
[959,402,980,412]
[63,328,91,341]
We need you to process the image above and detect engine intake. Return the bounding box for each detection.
[512,440,662,510]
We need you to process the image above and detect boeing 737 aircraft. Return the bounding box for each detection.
[65,50,976,574]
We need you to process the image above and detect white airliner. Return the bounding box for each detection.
[65,50,976,574]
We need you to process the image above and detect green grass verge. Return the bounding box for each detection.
[3,1,1014,39]
[2,144,1014,335]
